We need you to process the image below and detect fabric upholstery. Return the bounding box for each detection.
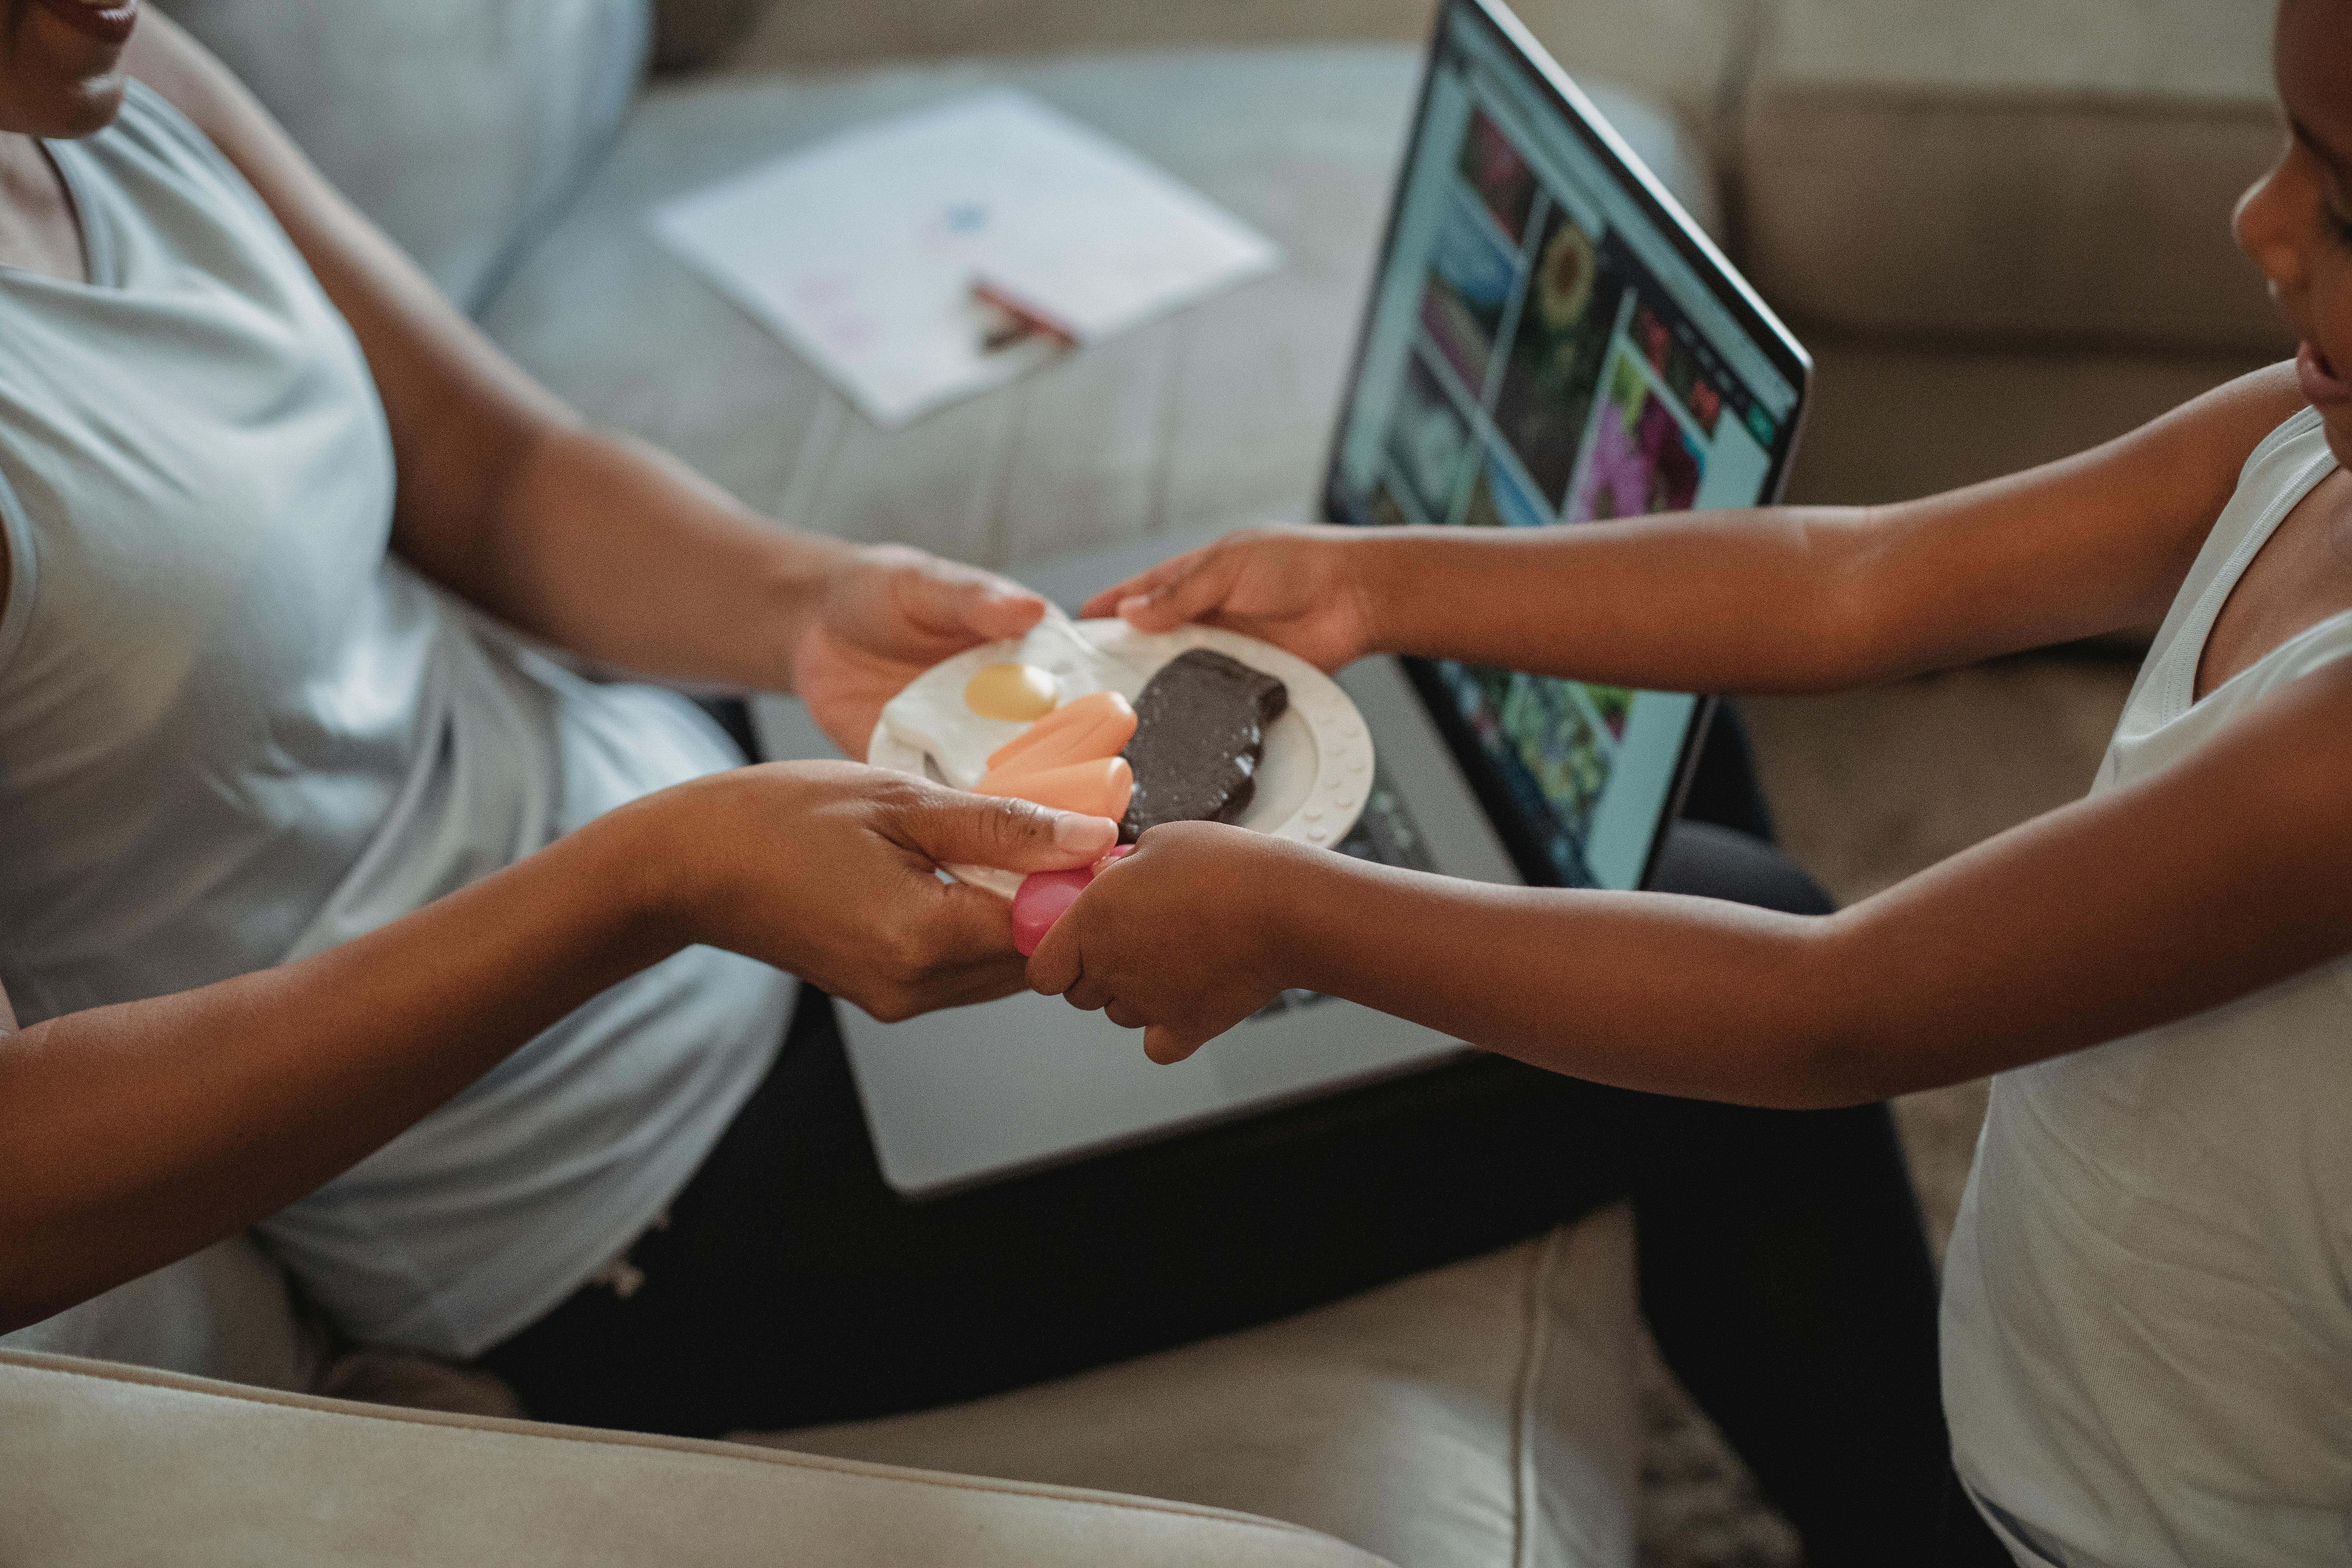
[754,1212,1643,1568]
[652,0,769,71]
[156,0,651,310]
[0,1348,1388,1568]
[1740,0,2290,352]
[1510,0,1755,161]
[480,49,1719,564]
[0,1236,321,1393]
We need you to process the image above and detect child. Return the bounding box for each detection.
[1034,2,2352,1561]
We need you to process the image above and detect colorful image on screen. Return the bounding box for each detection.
[1327,5,1797,888]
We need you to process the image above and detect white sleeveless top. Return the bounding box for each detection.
[1944,407,2352,1567]
[0,86,791,1356]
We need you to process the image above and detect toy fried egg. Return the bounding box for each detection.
[878,613,1148,795]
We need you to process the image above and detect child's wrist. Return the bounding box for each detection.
[1343,529,1411,657]
[1250,839,1356,999]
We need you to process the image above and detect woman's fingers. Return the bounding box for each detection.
[890,787,1118,874]
[893,555,1047,646]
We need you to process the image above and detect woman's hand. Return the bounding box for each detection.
[794,545,1051,757]
[1079,525,1383,673]
[1026,822,1311,1063]
[0,760,1114,1331]
[641,760,1117,1020]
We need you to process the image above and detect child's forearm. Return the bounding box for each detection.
[1269,851,1864,1106]
[1347,514,1911,697]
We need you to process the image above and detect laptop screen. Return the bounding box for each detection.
[1321,0,1809,891]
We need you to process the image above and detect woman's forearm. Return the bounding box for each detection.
[0,807,682,1332]
[446,424,845,693]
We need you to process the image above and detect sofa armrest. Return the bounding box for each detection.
[0,1348,1390,1568]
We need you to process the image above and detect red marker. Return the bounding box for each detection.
[972,277,1080,353]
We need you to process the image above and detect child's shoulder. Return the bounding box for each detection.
[2239,403,2329,478]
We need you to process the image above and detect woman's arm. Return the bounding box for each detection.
[1087,365,2309,693]
[1032,657,2352,1096]
[0,768,1116,1334]
[115,19,1028,751]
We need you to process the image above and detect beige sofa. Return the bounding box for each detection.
[2,0,2289,1562]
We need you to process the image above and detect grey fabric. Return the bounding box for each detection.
[480,49,1717,566]
[753,1213,1643,1568]
[157,0,652,310]
[0,1237,322,1393]
[652,0,769,71]
[1739,0,2291,352]
[0,1348,1391,1568]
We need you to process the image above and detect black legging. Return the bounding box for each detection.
[487,707,1998,1568]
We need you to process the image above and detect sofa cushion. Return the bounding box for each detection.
[156,0,651,310]
[479,49,1717,565]
[717,0,1746,179]
[752,1212,1642,1568]
[1739,0,2292,354]
[0,1235,321,1393]
[0,1348,1385,1568]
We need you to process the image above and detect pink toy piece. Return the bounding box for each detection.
[1011,846,1133,957]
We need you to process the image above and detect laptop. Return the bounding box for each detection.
[752,0,1811,1197]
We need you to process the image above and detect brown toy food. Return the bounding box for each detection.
[1118,649,1289,841]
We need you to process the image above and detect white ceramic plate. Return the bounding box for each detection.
[867,618,1376,898]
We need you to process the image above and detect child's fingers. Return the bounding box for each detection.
[1079,551,1201,619]
[1114,550,1244,633]
[1025,917,1086,998]
[1061,971,1119,1013]
[1144,1022,1211,1065]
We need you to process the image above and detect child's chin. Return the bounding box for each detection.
[2319,412,2352,472]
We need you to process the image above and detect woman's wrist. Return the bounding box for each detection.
[758,531,858,690]
[563,781,715,970]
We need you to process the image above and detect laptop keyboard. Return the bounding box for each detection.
[1251,761,1435,1019]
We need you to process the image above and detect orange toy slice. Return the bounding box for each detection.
[986,690,1136,775]
[976,756,1134,820]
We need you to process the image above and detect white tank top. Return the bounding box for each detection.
[0,86,791,1356]
[1944,407,2352,1567]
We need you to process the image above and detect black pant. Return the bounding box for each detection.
[486,707,1988,1568]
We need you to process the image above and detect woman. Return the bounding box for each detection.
[1040,2,2352,1561]
[0,6,1960,1563]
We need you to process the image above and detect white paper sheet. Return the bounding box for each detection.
[649,91,1282,427]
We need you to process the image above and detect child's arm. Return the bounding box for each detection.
[1031,657,2352,1094]
[1085,366,2306,693]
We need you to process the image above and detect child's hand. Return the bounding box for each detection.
[1078,525,1381,674]
[1027,822,1309,1063]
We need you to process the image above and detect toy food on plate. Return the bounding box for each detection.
[963,662,1059,722]
[1117,649,1289,841]
[878,616,1129,789]
[983,691,1137,777]
[973,691,1138,820]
